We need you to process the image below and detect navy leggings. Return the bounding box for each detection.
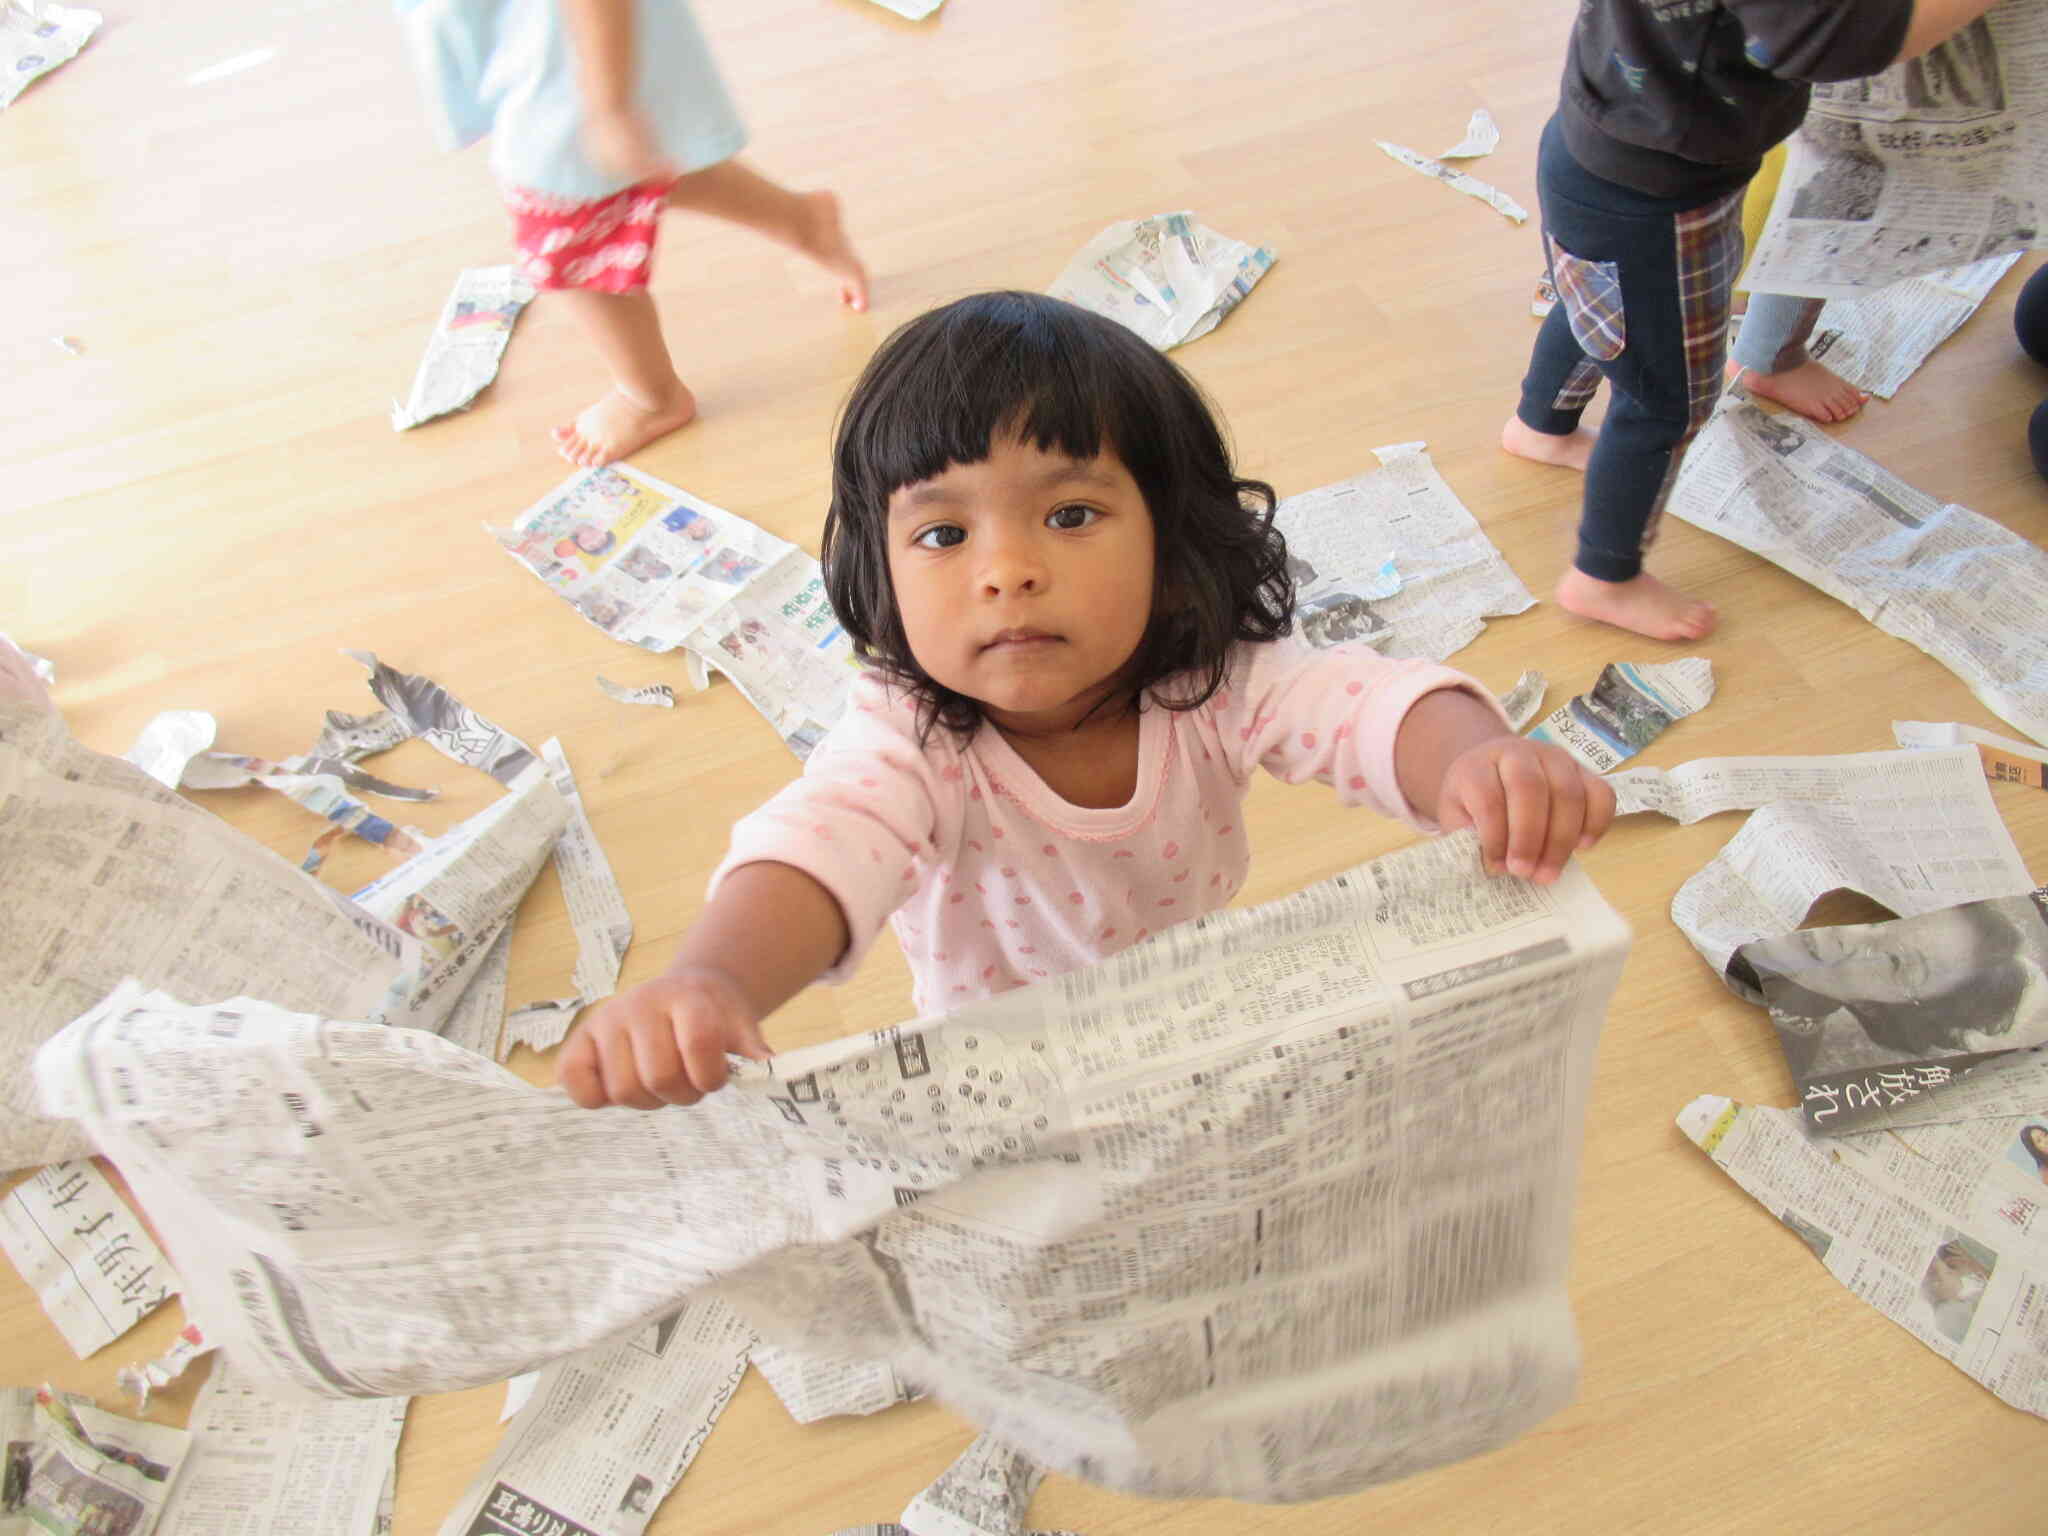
[1517,118,1747,582]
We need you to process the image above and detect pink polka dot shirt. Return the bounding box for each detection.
[709,637,1504,1017]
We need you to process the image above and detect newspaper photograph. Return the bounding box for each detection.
[3,1385,193,1536]
[1736,887,2048,1134]
[1274,443,1536,663]
[37,831,1629,1504]
[437,1300,751,1536]
[1047,212,1275,350]
[1678,1095,2047,1419]
[0,0,99,109]
[490,464,858,756]
[392,266,537,430]
[1741,0,2048,298]
[1526,659,1714,773]
[155,1358,408,1536]
[1667,399,2048,745]
[0,1159,179,1357]
[1797,252,2023,396]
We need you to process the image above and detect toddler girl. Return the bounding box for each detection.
[562,292,1614,1110]
[400,0,868,466]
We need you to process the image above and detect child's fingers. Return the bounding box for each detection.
[1448,768,1510,875]
[595,1025,664,1112]
[630,1013,696,1106]
[1497,751,1557,880]
[1578,771,1617,848]
[678,1014,733,1100]
[558,1026,608,1109]
[1530,758,1589,882]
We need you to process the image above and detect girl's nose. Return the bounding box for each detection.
[978,533,1045,596]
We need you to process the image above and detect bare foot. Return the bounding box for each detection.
[552,383,698,468]
[1556,567,1717,642]
[1726,358,1869,423]
[1501,414,1596,471]
[794,190,869,312]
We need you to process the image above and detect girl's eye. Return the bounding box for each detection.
[911,525,966,550]
[1047,504,1099,531]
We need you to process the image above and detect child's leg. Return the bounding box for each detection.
[1504,300,1604,470]
[664,160,869,312]
[1727,291,1867,423]
[550,289,698,468]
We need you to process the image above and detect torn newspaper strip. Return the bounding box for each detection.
[1527,659,1713,773]
[119,1323,214,1413]
[5,1385,193,1536]
[491,464,856,757]
[1798,252,2023,397]
[437,1300,751,1536]
[0,0,100,109]
[0,1159,178,1357]
[900,1433,1046,1536]
[749,1343,918,1424]
[122,710,216,791]
[37,831,1629,1503]
[1741,2,2048,298]
[597,674,676,708]
[155,1358,409,1536]
[392,265,537,430]
[1679,1096,2046,1419]
[1736,887,2048,1135]
[1668,399,2048,745]
[1436,107,1502,160]
[1375,141,1527,223]
[1048,212,1274,350]
[1275,444,1536,662]
[1499,670,1548,731]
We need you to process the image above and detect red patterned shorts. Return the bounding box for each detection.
[504,177,678,294]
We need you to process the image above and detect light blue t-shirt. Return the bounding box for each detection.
[397,0,747,202]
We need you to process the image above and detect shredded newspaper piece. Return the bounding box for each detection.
[1669,399,2048,745]
[1275,445,1535,661]
[1500,670,1548,731]
[900,1433,1047,1536]
[596,674,676,708]
[1374,141,1527,223]
[391,265,537,430]
[118,1323,214,1413]
[491,464,855,757]
[38,830,1627,1502]
[1048,212,1275,349]
[1742,3,2048,298]
[1436,106,1502,160]
[0,1160,178,1356]
[0,0,100,109]
[750,1343,917,1424]
[1679,1096,2046,1419]
[1527,659,1714,774]
[120,710,216,790]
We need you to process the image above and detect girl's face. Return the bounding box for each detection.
[885,431,1155,736]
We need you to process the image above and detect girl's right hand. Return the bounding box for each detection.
[558,967,772,1110]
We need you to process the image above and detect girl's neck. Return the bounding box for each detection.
[987,699,1143,811]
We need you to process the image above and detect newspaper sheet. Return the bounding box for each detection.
[1374,141,1528,223]
[436,1300,751,1536]
[747,1345,916,1425]
[1736,887,2048,1134]
[1275,444,1536,662]
[0,0,99,109]
[1047,212,1275,350]
[155,1358,408,1536]
[1799,252,2023,396]
[490,465,858,757]
[37,831,1629,1503]
[1741,1,2048,297]
[1612,746,2035,984]
[1678,1096,2048,1418]
[3,1386,192,1536]
[1896,716,2048,790]
[1667,399,2048,745]
[0,1160,178,1357]
[1527,659,1713,774]
[392,266,537,431]
[0,699,440,1173]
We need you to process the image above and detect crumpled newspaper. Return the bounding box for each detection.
[1049,212,1274,349]
[1,0,100,109]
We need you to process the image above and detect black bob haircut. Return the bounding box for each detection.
[820,290,1294,740]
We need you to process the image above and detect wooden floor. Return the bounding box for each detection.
[6,0,2046,1531]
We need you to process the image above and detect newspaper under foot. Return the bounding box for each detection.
[1797,253,2024,398]
[1678,1096,2047,1420]
[1667,399,2048,745]
[37,831,1628,1504]
[1275,443,1536,662]
[1741,2,2048,299]
[392,266,538,430]
[1048,213,1274,350]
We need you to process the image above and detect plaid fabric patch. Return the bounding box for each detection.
[1548,238,1627,361]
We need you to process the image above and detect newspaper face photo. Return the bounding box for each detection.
[1738,889,2048,1133]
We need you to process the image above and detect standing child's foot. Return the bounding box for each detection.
[1501,415,1596,471]
[552,382,698,468]
[1726,358,1869,423]
[1556,567,1717,641]
[794,190,869,312]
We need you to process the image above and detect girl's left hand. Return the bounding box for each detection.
[1435,736,1615,884]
